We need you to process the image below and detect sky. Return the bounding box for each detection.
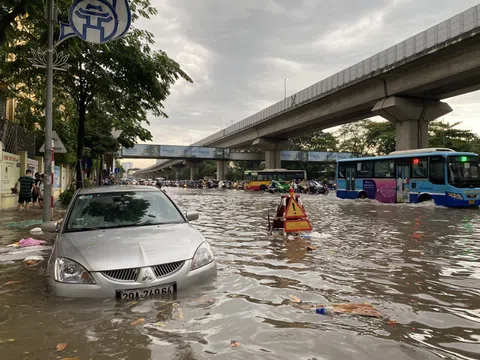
[128,0,480,168]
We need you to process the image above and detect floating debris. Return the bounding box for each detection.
[290,295,302,303]
[130,318,145,327]
[56,343,68,352]
[230,340,241,347]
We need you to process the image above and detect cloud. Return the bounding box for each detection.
[133,0,480,152]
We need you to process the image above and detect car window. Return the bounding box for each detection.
[65,191,185,232]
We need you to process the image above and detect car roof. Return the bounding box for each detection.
[77,185,160,194]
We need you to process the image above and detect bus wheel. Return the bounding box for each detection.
[418,194,432,203]
[358,192,368,199]
[260,184,267,191]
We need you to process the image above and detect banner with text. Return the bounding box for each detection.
[2,152,20,194]
[308,152,356,162]
[280,151,308,162]
[122,145,226,159]
[54,166,61,188]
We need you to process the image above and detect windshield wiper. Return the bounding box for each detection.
[137,221,184,226]
[65,226,107,233]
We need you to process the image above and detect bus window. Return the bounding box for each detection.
[412,158,428,178]
[374,160,394,178]
[356,162,373,178]
[338,163,346,178]
[429,156,445,184]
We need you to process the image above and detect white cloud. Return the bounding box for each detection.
[133,0,480,157]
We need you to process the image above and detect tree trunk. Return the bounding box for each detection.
[98,156,103,186]
[76,103,86,189]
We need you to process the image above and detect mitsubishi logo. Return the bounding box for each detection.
[142,273,153,281]
[141,268,154,282]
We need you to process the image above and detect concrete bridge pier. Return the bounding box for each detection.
[252,138,293,169]
[185,160,202,180]
[190,167,199,180]
[216,161,229,181]
[170,164,184,181]
[372,97,452,150]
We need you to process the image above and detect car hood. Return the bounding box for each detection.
[57,223,205,271]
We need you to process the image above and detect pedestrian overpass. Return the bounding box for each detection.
[121,144,357,179]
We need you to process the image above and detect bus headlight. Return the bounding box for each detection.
[447,193,463,200]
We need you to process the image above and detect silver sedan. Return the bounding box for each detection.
[42,186,216,299]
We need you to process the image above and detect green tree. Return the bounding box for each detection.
[429,120,479,152]
[1,0,192,189]
[0,0,32,46]
[335,119,395,155]
[230,160,259,180]
[198,160,216,179]
[364,121,396,155]
[335,120,370,154]
[290,130,338,152]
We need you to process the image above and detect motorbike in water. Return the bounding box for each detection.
[306,180,329,195]
[267,180,290,194]
[318,183,330,195]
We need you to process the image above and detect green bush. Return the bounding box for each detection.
[59,186,75,207]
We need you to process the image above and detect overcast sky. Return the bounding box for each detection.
[129,0,480,167]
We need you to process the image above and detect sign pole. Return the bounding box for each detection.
[43,0,54,222]
[51,139,55,216]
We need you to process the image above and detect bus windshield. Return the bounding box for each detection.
[447,155,480,188]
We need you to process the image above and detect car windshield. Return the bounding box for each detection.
[65,191,185,232]
[447,155,480,188]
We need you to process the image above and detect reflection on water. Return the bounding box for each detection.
[0,190,479,360]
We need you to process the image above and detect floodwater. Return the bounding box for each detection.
[0,189,479,360]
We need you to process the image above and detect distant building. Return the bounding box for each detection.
[122,162,133,172]
[122,162,133,178]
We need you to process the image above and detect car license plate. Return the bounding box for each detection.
[469,200,475,204]
[117,282,177,300]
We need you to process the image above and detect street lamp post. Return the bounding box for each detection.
[28,1,70,221]
[43,0,54,222]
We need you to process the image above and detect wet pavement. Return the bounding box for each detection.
[0,188,479,360]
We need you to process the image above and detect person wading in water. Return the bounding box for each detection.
[14,169,36,210]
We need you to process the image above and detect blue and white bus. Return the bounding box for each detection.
[336,148,480,208]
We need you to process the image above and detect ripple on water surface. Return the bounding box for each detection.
[0,190,479,360]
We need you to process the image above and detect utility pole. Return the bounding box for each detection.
[43,0,54,222]
[284,78,288,99]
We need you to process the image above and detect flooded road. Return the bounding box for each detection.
[0,188,479,360]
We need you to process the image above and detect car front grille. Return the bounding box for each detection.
[102,268,140,282]
[152,261,184,278]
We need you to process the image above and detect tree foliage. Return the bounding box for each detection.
[0,0,32,46]
[429,120,480,153]
[290,130,338,152]
[1,0,192,188]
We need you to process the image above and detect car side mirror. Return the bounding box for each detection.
[41,220,58,233]
[186,212,199,222]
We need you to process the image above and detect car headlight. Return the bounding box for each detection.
[191,242,215,270]
[447,192,463,200]
[54,258,95,284]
